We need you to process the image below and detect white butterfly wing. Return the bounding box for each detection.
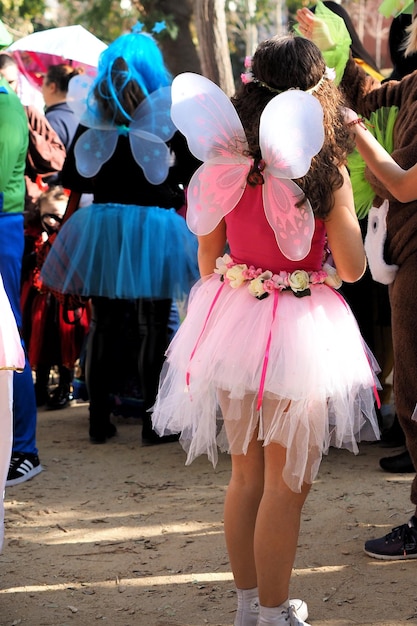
[130,86,176,142]
[260,90,324,260]
[69,81,175,182]
[262,176,315,260]
[74,128,118,177]
[186,157,250,235]
[66,74,92,120]
[67,74,111,130]
[260,90,324,179]
[129,129,172,185]
[171,72,248,162]
[171,72,250,234]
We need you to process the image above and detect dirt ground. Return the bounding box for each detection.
[0,400,417,626]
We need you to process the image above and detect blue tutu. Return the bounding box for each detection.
[40,203,199,300]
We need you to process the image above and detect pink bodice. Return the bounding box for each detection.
[225,184,326,273]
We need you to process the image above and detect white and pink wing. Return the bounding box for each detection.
[260,90,325,260]
[185,156,251,235]
[171,72,250,235]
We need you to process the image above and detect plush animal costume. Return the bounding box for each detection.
[327,27,417,503]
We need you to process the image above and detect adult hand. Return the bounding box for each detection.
[296,7,336,51]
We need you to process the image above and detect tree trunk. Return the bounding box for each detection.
[194,0,235,95]
[157,0,202,76]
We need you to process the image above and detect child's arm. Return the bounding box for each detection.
[325,165,366,283]
[197,220,227,278]
[346,110,417,203]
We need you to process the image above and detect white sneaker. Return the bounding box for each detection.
[238,598,307,624]
[256,601,310,625]
[289,599,308,622]
[288,603,311,625]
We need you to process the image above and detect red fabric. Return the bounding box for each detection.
[21,229,90,370]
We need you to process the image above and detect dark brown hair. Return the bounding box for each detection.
[0,53,16,71]
[232,35,354,220]
[45,64,84,93]
[94,57,145,125]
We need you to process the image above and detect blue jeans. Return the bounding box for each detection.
[0,213,38,455]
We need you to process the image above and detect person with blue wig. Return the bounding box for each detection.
[40,25,200,445]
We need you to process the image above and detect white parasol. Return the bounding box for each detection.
[7,25,107,107]
[8,25,107,68]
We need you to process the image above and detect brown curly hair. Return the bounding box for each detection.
[232,35,354,220]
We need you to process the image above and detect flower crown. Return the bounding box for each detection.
[240,56,336,94]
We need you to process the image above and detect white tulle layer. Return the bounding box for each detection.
[152,274,380,492]
[0,275,24,371]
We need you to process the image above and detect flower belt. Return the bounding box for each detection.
[214,253,342,299]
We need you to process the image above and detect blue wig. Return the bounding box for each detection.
[89,32,172,123]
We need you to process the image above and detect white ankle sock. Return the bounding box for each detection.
[257,601,290,625]
[234,587,259,626]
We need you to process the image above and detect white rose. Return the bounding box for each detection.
[288,270,310,292]
[214,253,233,276]
[248,277,267,298]
[225,264,248,288]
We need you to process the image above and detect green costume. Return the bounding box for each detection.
[0,77,28,214]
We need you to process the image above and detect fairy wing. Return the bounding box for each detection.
[130,86,176,143]
[185,156,251,235]
[171,72,250,235]
[67,74,110,130]
[129,87,177,185]
[68,73,121,177]
[260,90,325,260]
[170,73,324,246]
[74,128,119,178]
[66,74,92,122]
[69,78,175,183]
[129,129,172,185]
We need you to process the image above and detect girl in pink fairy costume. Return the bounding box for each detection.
[151,35,380,626]
[0,273,25,551]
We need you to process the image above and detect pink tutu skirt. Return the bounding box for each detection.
[0,274,24,371]
[152,274,380,492]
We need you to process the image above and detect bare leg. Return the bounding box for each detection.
[255,442,310,607]
[224,433,264,590]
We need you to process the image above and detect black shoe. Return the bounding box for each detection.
[364,516,417,560]
[141,429,180,446]
[379,415,406,448]
[6,453,43,487]
[379,449,415,473]
[89,422,117,444]
[46,385,73,410]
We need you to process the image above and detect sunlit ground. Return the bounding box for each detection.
[0,405,416,625]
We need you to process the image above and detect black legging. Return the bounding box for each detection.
[86,296,171,438]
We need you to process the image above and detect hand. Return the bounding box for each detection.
[342,107,358,126]
[296,8,335,51]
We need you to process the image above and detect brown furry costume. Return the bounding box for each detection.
[341,57,417,504]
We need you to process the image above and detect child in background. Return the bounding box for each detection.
[21,186,89,409]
